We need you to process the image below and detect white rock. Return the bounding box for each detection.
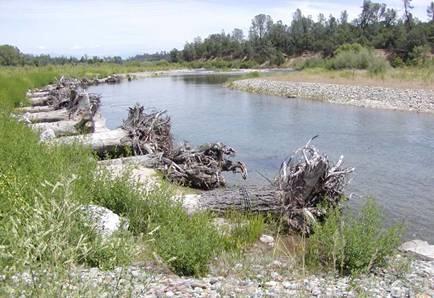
[265,280,278,287]
[260,234,274,244]
[80,205,128,237]
[399,240,434,261]
[22,112,32,124]
[40,128,56,142]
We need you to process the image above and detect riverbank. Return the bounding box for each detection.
[229,78,434,114]
[5,248,434,297]
[2,67,434,297]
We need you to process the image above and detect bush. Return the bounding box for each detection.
[221,214,265,251]
[306,198,403,275]
[329,47,371,70]
[368,57,389,76]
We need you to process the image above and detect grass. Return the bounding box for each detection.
[283,43,434,89]
[266,65,434,90]
[306,198,403,276]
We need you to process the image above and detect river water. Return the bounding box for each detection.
[89,72,434,242]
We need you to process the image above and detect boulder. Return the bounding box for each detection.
[399,240,434,261]
[39,128,56,142]
[80,205,129,237]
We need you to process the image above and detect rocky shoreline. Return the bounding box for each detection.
[229,79,434,114]
[4,255,433,297]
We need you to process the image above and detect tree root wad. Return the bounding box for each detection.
[120,104,247,190]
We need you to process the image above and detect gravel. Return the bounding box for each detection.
[4,256,433,297]
[230,79,434,114]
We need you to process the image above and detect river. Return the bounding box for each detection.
[89,72,434,242]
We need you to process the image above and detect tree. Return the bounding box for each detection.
[249,14,273,40]
[231,28,244,42]
[428,2,434,22]
[169,49,180,62]
[340,10,349,24]
[403,0,414,27]
[0,45,23,66]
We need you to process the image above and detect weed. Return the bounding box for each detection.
[306,198,403,276]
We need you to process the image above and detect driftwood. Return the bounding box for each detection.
[53,128,128,153]
[31,120,80,136]
[161,142,247,190]
[17,106,55,113]
[119,105,247,189]
[121,105,173,155]
[188,138,354,233]
[53,105,248,189]
[25,109,69,123]
[23,77,103,134]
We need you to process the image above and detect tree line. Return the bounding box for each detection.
[173,0,434,65]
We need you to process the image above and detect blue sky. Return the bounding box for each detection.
[0,0,430,57]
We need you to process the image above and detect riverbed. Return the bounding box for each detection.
[89,72,434,242]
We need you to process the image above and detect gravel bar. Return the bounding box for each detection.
[230,79,434,114]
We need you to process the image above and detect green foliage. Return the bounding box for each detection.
[221,214,265,251]
[329,44,372,70]
[306,198,403,275]
[154,210,222,276]
[409,45,432,66]
[0,45,23,66]
[368,56,389,76]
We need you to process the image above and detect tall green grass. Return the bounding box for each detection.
[306,198,403,275]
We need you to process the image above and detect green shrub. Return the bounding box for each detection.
[368,57,389,77]
[222,213,265,251]
[152,207,223,276]
[306,198,403,275]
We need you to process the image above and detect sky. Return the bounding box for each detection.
[0,0,431,57]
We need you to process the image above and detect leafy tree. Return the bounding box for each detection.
[428,2,434,22]
[0,45,23,66]
[403,0,414,27]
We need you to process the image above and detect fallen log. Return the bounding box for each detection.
[31,120,79,137]
[17,106,55,113]
[52,128,128,154]
[120,105,247,189]
[161,142,247,190]
[181,138,354,233]
[25,109,69,123]
[29,96,50,106]
[97,155,160,169]
[28,91,50,97]
[121,105,173,155]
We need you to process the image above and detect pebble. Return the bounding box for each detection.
[231,79,434,114]
[4,257,433,297]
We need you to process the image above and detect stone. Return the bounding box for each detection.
[399,240,434,261]
[80,205,129,237]
[265,281,278,287]
[390,280,408,298]
[260,234,274,245]
[282,281,295,289]
[40,128,56,142]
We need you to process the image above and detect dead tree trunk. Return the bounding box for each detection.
[25,109,69,123]
[52,128,128,153]
[184,137,354,233]
[31,120,80,137]
[17,106,55,113]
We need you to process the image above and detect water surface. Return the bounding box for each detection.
[89,73,434,241]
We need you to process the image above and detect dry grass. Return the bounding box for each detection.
[267,68,434,90]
